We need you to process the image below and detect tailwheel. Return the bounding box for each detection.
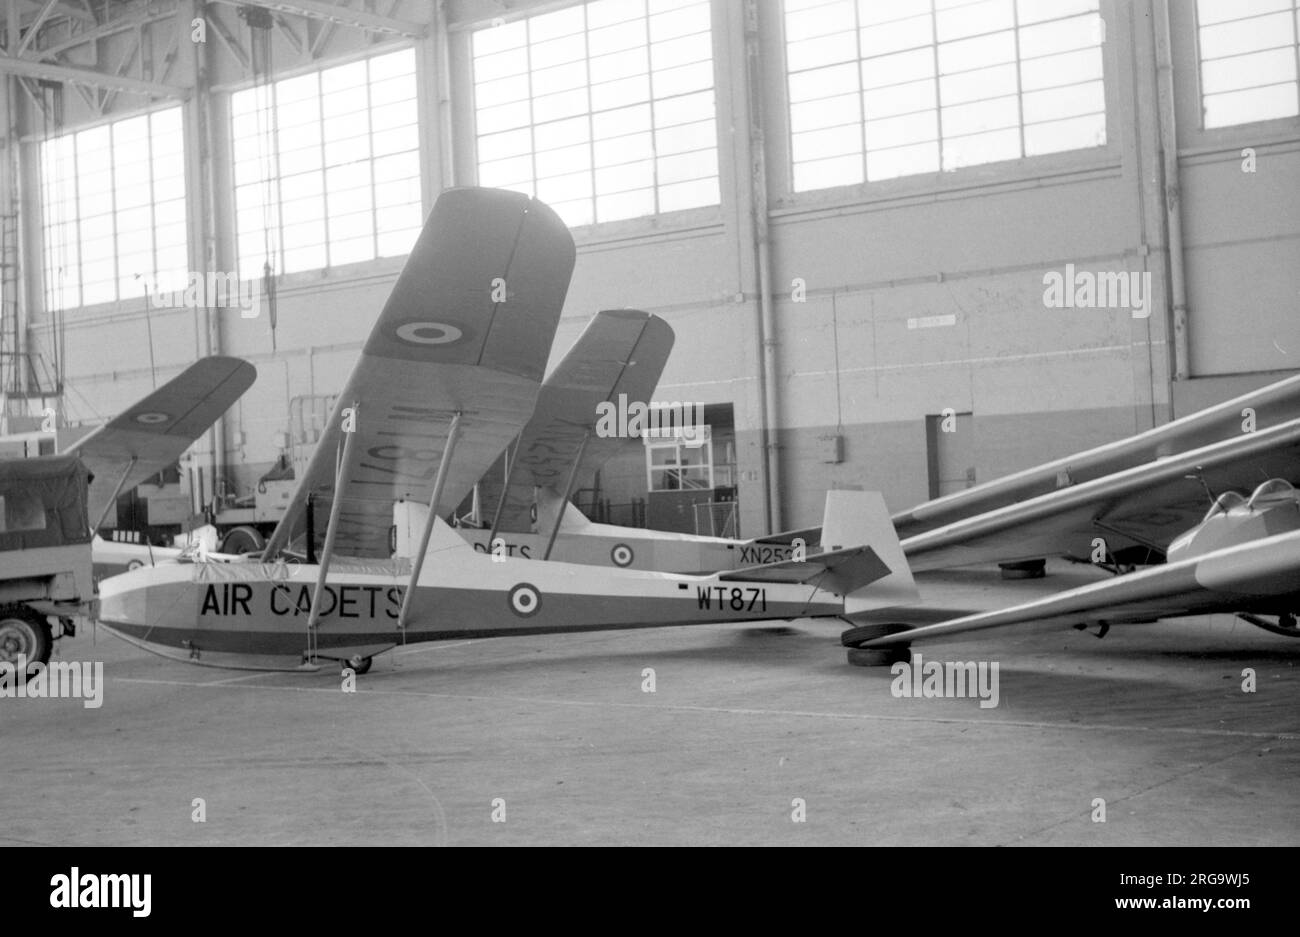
[1237,612,1300,638]
[344,655,373,675]
[0,605,52,669]
[841,623,913,667]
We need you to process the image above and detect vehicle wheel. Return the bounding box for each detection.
[847,646,911,667]
[345,655,372,675]
[220,526,266,555]
[841,622,914,647]
[0,605,53,668]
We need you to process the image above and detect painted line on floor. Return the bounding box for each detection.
[111,676,1300,742]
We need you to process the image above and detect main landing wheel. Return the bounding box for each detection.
[841,623,912,667]
[344,655,373,675]
[0,605,52,668]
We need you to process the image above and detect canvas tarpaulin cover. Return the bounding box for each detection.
[0,454,91,552]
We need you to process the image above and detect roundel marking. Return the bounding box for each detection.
[610,543,634,568]
[394,321,463,345]
[126,559,145,571]
[134,412,170,425]
[508,583,542,618]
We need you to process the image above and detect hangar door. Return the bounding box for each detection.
[925,411,975,499]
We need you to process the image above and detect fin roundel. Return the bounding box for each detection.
[508,583,542,617]
[394,321,464,345]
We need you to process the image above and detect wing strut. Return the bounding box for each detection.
[306,403,362,655]
[91,457,138,535]
[542,429,590,561]
[487,436,519,544]
[397,412,464,630]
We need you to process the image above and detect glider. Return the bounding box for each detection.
[96,188,918,672]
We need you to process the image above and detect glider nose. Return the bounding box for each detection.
[97,568,152,626]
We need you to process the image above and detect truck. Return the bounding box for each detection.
[0,454,94,667]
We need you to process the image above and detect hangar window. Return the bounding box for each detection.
[471,0,720,228]
[40,107,188,310]
[1196,0,1300,128]
[784,0,1107,191]
[231,48,422,277]
[645,425,715,491]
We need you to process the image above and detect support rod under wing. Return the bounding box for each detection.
[91,457,138,535]
[306,402,361,635]
[487,435,518,544]
[542,429,590,561]
[397,412,463,630]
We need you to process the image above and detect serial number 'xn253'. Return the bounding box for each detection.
[696,586,767,612]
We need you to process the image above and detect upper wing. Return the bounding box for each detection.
[481,309,674,533]
[264,188,576,559]
[861,529,1300,648]
[67,356,256,528]
[893,373,1300,539]
[903,418,1300,571]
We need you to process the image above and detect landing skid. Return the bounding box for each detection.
[1236,612,1300,638]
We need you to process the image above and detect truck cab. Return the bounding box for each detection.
[0,455,94,667]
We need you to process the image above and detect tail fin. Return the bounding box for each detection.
[821,490,920,611]
[534,486,592,534]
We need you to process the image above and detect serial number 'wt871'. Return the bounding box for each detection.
[696,586,767,612]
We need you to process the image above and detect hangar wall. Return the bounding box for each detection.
[7,0,1298,538]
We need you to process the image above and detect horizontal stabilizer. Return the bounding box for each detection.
[719,544,889,594]
[750,525,821,548]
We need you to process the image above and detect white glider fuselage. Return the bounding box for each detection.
[97,516,845,668]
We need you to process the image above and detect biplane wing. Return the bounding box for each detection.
[262,188,575,560]
[478,309,674,533]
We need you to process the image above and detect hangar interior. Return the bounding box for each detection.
[0,0,1296,544]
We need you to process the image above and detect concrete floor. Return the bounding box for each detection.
[5,563,1299,846]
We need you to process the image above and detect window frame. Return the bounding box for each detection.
[769,0,1122,207]
[37,102,190,312]
[462,0,726,234]
[1191,0,1300,133]
[224,42,424,281]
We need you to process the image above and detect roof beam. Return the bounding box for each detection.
[34,5,175,60]
[211,0,424,38]
[8,0,94,27]
[15,0,58,55]
[0,54,187,97]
